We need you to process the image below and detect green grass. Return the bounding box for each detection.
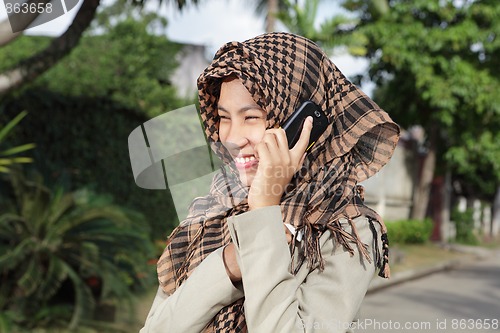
[476,237,500,249]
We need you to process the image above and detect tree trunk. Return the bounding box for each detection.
[0,0,100,95]
[0,19,22,47]
[266,0,278,32]
[440,169,451,242]
[411,125,438,220]
[492,186,500,237]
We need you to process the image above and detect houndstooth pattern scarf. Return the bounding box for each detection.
[157,32,400,332]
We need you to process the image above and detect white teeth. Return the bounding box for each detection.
[235,156,256,164]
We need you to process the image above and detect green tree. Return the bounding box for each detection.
[0,0,201,96]
[0,171,155,331]
[0,5,188,238]
[275,0,401,55]
[331,0,500,218]
[37,5,184,118]
[276,0,323,40]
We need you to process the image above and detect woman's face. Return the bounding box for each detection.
[217,77,267,187]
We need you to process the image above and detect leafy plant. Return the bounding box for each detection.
[321,0,500,215]
[451,208,479,245]
[0,171,155,331]
[0,111,35,173]
[35,6,185,118]
[386,218,433,244]
[2,89,179,239]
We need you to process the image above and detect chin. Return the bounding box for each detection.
[238,172,254,187]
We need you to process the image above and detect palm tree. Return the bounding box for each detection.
[254,0,285,32]
[275,0,389,52]
[276,0,321,39]
[0,171,154,331]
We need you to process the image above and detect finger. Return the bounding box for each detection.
[260,131,285,165]
[298,152,307,167]
[265,128,290,163]
[290,116,313,159]
[283,225,292,244]
[265,128,289,150]
[254,139,272,166]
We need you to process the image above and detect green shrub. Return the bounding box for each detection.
[0,171,155,331]
[451,208,479,245]
[1,90,179,239]
[385,218,433,244]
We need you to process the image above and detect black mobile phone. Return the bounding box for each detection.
[282,100,329,152]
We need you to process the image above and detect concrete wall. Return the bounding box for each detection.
[170,44,210,99]
[361,141,416,221]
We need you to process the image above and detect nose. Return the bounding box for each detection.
[223,121,249,154]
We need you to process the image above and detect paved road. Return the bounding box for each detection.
[356,251,500,333]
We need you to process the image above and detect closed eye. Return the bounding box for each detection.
[218,114,230,120]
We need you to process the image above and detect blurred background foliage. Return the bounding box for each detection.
[271,0,500,215]
[333,0,500,218]
[0,111,35,174]
[0,1,193,331]
[0,0,500,331]
[385,218,433,245]
[0,171,155,331]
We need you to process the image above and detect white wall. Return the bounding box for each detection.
[361,142,416,221]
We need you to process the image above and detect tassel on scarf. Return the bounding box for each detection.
[301,222,325,271]
[378,232,391,278]
[348,217,372,264]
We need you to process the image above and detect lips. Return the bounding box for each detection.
[233,155,258,170]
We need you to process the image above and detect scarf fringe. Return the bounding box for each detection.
[294,215,391,279]
[348,217,371,264]
[378,232,391,278]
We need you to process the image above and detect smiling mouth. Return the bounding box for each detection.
[234,155,258,169]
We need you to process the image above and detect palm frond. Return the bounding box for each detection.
[18,257,40,296]
[60,260,95,330]
[37,256,68,300]
[0,144,36,157]
[0,111,28,143]
[1,173,154,330]
[0,237,36,271]
[0,111,34,173]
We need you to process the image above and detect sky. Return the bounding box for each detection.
[0,0,372,90]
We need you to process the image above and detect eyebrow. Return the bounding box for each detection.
[217,104,264,114]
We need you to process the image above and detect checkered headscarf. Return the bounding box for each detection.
[157,32,399,332]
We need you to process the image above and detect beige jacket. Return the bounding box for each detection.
[140,206,381,333]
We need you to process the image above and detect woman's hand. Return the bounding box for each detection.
[248,116,313,210]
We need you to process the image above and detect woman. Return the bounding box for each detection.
[141,32,399,333]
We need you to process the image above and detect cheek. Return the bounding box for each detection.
[218,122,228,143]
[248,124,266,146]
[217,120,235,146]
